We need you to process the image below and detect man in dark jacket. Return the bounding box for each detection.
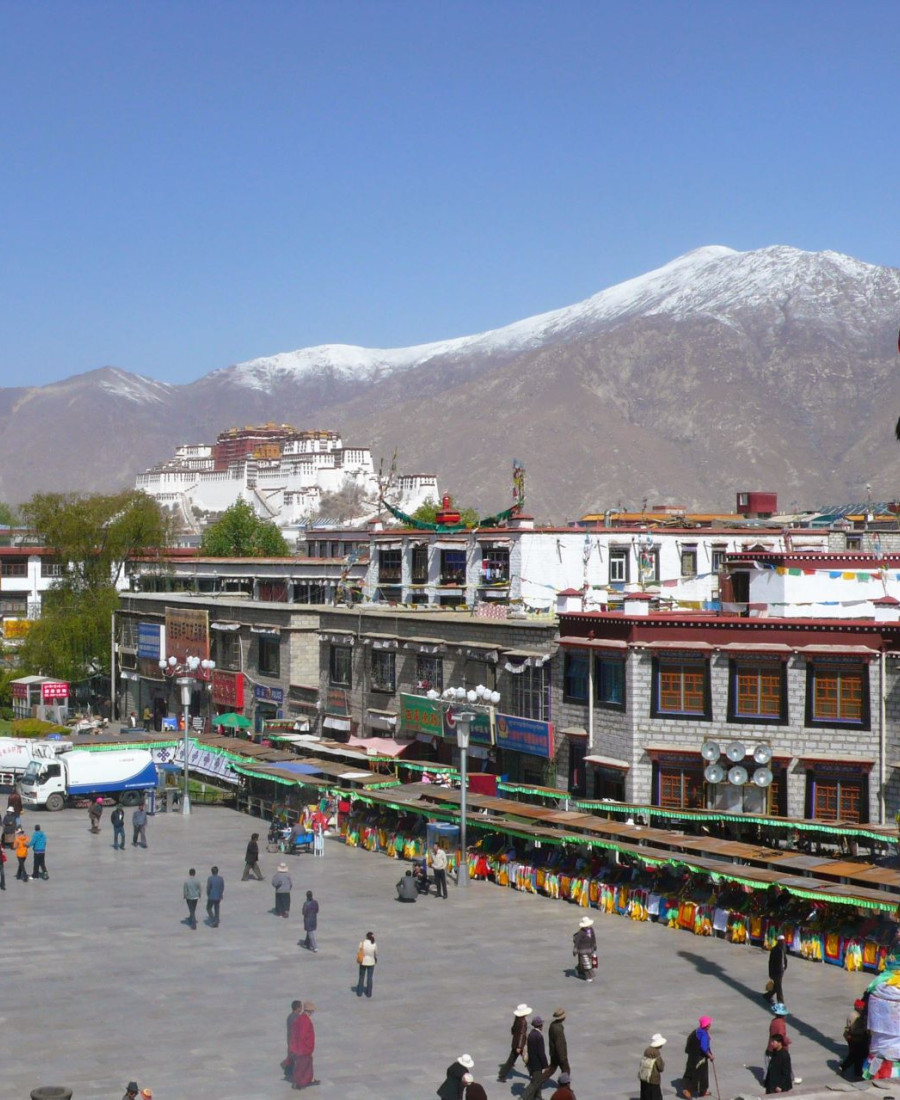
[767,934,788,1007]
[301,889,319,950]
[498,1003,532,1082]
[241,832,263,880]
[522,1017,549,1100]
[110,805,126,849]
[764,1034,793,1093]
[206,865,225,926]
[542,1007,570,1085]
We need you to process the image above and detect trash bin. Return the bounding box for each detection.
[144,787,156,815]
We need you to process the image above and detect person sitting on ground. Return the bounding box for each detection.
[396,869,418,902]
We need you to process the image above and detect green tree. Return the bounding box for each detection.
[18,490,170,682]
[409,497,480,528]
[200,498,289,557]
[0,502,18,526]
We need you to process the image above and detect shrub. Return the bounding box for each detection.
[10,718,69,738]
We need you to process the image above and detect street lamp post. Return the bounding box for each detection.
[454,711,474,889]
[158,654,215,815]
[426,683,501,890]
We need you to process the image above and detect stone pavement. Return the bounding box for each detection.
[2,804,883,1099]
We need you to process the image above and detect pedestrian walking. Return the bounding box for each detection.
[430,842,449,898]
[764,1033,793,1094]
[465,1079,487,1100]
[638,1034,667,1100]
[0,844,6,890]
[3,805,18,844]
[301,889,319,951]
[286,1000,318,1090]
[572,916,597,981]
[122,1082,139,1100]
[30,823,48,879]
[682,1016,713,1099]
[111,804,126,849]
[767,934,788,1010]
[206,865,224,926]
[497,1002,531,1082]
[272,862,293,917]
[543,1007,570,1087]
[550,1073,576,1100]
[437,1054,475,1100]
[282,1000,303,1080]
[132,803,148,847]
[14,826,29,881]
[313,818,325,857]
[89,797,103,833]
[840,997,868,1079]
[522,1016,550,1100]
[183,867,201,929]
[241,832,264,880]
[7,789,23,822]
[355,930,377,998]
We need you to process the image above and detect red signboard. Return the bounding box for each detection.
[41,681,69,700]
[212,670,244,709]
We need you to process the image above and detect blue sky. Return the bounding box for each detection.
[1,1,898,388]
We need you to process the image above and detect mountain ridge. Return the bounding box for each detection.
[2,243,899,519]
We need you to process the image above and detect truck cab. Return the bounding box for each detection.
[21,759,66,811]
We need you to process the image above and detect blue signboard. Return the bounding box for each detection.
[495,713,554,758]
[138,622,162,660]
[254,684,285,704]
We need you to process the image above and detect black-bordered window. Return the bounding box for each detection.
[680,545,698,577]
[651,657,711,719]
[596,656,625,710]
[416,655,443,694]
[727,660,788,724]
[370,650,396,694]
[805,661,869,729]
[805,766,868,823]
[257,636,280,677]
[329,644,352,688]
[563,652,589,702]
[609,549,630,584]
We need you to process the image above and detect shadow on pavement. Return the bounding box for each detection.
[677,950,844,1057]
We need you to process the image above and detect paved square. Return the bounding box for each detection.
[5,804,874,1099]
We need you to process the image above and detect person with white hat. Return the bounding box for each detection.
[437,1054,475,1099]
[639,1034,667,1100]
[572,916,597,981]
[498,1002,532,1082]
[272,861,293,918]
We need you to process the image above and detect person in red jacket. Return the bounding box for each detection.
[551,1072,577,1100]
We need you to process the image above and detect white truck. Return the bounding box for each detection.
[20,749,158,811]
[0,738,71,788]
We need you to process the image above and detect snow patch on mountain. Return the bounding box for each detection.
[96,368,173,404]
[223,245,899,391]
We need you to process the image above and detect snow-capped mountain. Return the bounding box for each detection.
[220,244,900,391]
[1,244,899,519]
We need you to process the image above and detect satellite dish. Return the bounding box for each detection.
[704,763,726,784]
[753,767,774,788]
[701,740,721,762]
[725,741,747,763]
[727,765,749,786]
[753,744,773,765]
